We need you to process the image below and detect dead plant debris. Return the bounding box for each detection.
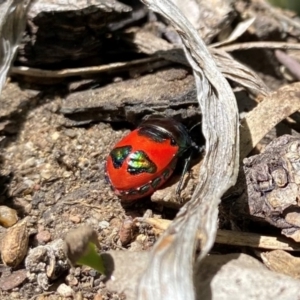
[1,0,300,299]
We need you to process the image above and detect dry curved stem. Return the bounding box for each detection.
[219,42,300,52]
[10,57,163,78]
[138,0,239,299]
[125,30,270,97]
[141,218,300,252]
[0,0,31,94]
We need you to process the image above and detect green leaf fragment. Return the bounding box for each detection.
[76,242,105,274]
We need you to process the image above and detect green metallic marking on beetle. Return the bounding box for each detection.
[110,146,132,169]
[127,150,157,175]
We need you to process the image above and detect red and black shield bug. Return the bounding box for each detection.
[105,115,200,202]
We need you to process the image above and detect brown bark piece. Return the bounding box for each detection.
[61,67,197,125]
[244,135,300,241]
[260,250,300,279]
[17,0,132,67]
[240,82,300,160]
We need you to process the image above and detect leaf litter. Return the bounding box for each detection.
[1,0,300,299]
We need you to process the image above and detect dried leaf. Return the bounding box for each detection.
[137,0,239,299]
[211,48,270,96]
[212,17,256,47]
[171,0,235,43]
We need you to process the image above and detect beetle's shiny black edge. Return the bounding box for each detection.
[139,115,193,156]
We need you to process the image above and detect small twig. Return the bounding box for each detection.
[141,218,300,251]
[219,42,300,52]
[10,57,161,78]
[216,230,300,251]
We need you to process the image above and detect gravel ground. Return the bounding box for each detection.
[0,81,161,299]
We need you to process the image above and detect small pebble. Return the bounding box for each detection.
[129,241,144,251]
[38,224,45,231]
[1,219,28,267]
[20,157,36,169]
[51,131,60,141]
[119,217,135,246]
[10,292,21,299]
[89,269,98,277]
[64,129,77,138]
[69,214,81,224]
[0,206,18,228]
[35,230,51,244]
[63,171,73,178]
[136,234,147,243]
[94,294,103,300]
[110,218,122,228]
[93,278,101,287]
[65,274,78,286]
[57,283,74,297]
[40,169,52,180]
[99,221,109,230]
[74,291,83,300]
[74,267,81,277]
[0,269,27,291]
[78,157,90,169]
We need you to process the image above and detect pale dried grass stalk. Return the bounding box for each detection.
[137,0,240,299]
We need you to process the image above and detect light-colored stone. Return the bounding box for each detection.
[57,283,74,297]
